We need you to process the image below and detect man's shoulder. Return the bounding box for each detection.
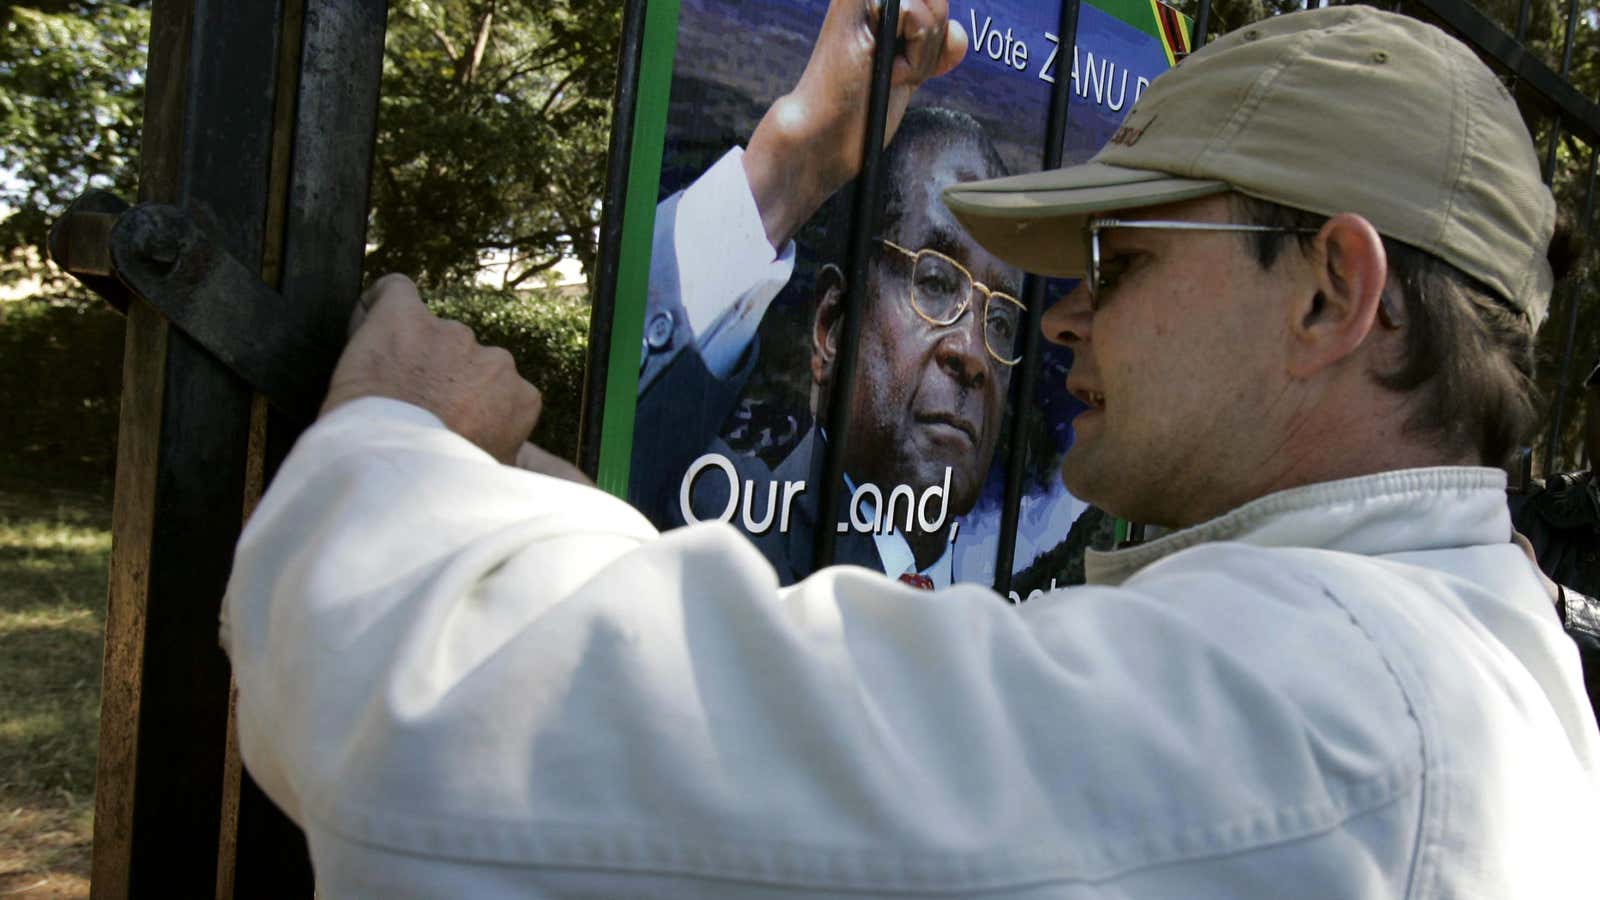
[1118,537,1548,721]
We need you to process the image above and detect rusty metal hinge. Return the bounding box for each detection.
[49,190,335,422]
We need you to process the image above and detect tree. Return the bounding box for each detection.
[0,1,149,291]
[365,0,620,291]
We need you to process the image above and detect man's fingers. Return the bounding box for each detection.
[362,273,430,326]
[349,273,430,338]
[505,369,543,457]
[514,441,593,486]
[889,0,962,87]
[935,16,968,78]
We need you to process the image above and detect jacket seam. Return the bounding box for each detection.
[291,758,1422,893]
[1313,582,1434,900]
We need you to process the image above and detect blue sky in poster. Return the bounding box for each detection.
[922,0,1174,165]
[667,0,1174,180]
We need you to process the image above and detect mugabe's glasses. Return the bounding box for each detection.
[878,239,1026,366]
[1085,218,1320,304]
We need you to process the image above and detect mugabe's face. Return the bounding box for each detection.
[843,137,1021,515]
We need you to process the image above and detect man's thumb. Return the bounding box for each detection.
[349,273,427,338]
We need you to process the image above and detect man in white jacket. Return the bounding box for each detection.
[223,5,1599,897]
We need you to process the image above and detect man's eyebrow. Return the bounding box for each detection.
[921,225,968,260]
[910,224,1023,296]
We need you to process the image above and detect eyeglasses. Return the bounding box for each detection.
[878,239,1026,366]
[1085,218,1320,304]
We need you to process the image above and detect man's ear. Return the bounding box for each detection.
[1287,213,1388,379]
[811,263,845,387]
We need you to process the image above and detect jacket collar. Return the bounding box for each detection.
[1085,467,1511,587]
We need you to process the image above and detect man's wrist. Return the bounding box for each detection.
[744,96,851,250]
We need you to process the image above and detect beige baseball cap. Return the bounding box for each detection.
[943,6,1556,325]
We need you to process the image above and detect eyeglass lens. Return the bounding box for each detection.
[909,252,1024,364]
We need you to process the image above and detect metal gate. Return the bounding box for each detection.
[47,0,1597,895]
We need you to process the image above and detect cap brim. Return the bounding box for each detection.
[943,162,1229,278]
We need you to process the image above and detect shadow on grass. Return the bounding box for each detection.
[0,479,110,897]
[0,623,102,797]
[0,541,110,619]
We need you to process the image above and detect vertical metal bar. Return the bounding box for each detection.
[1514,0,1532,42]
[579,0,650,480]
[1556,0,1580,74]
[1544,122,1564,182]
[1193,0,1211,50]
[229,2,389,897]
[216,0,307,892]
[992,0,1082,597]
[91,0,285,896]
[1540,0,1581,180]
[90,3,193,893]
[1543,145,1599,469]
[813,0,902,570]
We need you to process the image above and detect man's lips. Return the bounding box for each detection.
[914,411,978,444]
[1068,381,1107,411]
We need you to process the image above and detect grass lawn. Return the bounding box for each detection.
[0,475,108,898]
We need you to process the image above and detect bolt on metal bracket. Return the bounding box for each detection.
[49,190,339,422]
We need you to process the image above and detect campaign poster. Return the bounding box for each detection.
[603,0,1189,591]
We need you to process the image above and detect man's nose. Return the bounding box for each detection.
[934,307,990,388]
[1041,281,1092,347]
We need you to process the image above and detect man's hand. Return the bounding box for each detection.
[744,0,967,249]
[322,274,542,466]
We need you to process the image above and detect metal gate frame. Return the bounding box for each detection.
[49,1,387,896]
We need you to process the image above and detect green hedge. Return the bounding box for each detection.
[0,299,125,490]
[0,286,592,487]
[425,286,591,464]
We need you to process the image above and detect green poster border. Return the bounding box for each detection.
[595,0,682,497]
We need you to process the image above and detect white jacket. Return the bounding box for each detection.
[222,398,1600,897]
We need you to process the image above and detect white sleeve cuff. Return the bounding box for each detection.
[673,148,797,378]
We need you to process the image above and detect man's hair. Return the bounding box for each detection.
[819,107,1009,271]
[878,107,1009,241]
[1232,194,1543,468]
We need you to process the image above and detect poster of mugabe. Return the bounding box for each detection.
[611,0,1190,591]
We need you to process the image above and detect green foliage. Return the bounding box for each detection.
[0,2,149,291]
[425,285,590,461]
[368,0,619,290]
[0,298,124,487]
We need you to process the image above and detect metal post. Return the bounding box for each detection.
[993,0,1083,596]
[228,2,388,897]
[580,0,651,480]
[92,1,285,895]
[814,0,903,569]
[1514,0,1532,42]
[1193,0,1212,49]
[87,0,387,896]
[1543,146,1600,470]
[1541,0,1583,179]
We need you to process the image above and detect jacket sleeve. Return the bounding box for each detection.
[631,149,796,524]
[222,397,1425,897]
[638,148,795,394]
